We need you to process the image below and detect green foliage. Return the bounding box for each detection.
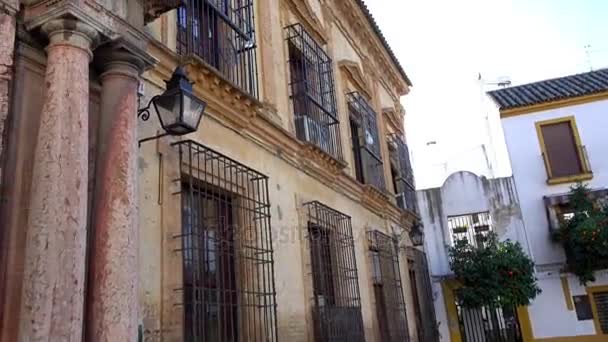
[557,183,608,285]
[448,233,541,308]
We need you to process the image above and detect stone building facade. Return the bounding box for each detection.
[0,0,432,341]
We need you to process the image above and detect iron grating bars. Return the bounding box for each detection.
[367,230,410,342]
[177,0,258,98]
[406,247,439,342]
[175,139,277,342]
[285,24,343,161]
[304,201,365,342]
[447,212,493,249]
[388,133,418,215]
[347,92,385,191]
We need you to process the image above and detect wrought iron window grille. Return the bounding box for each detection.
[367,230,410,342]
[177,0,259,98]
[285,24,343,161]
[406,247,439,342]
[304,201,366,342]
[347,92,385,191]
[175,139,278,342]
[387,133,418,214]
[447,212,493,248]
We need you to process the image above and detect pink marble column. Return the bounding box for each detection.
[19,19,97,341]
[0,10,16,190]
[87,50,142,341]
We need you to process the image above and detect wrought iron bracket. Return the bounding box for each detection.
[137,95,164,146]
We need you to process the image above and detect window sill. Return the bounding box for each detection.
[547,172,593,185]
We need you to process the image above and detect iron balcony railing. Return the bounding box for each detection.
[367,230,410,342]
[175,139,278,342]
[388,133,418,214]
[347,92,385,191]
[305,201,365,342]
[177,0,258,98]
[447,212,493,248]
[285,24,342,161]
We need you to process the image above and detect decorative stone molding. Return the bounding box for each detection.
[327,0,409,96]
[360,184,389,216]
[182,56,259,131]
[23,0,153,63]
[284,0,328,44]
[338,60,372,99]
[0,0,19,15]
[382,107,404,135]
[41,18,98,60]
[145,0,183,24]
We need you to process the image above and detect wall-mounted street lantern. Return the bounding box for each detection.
[409,221,424,247]
[138,67,206,145]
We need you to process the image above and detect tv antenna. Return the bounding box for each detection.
[584,44,593,71]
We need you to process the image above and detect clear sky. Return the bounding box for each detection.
[365,0,608,188]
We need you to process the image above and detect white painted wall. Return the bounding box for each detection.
[500,98,608,338]
[417,171,529,341]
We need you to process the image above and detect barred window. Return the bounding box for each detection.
[367,230,409,342]
[388,133,418,214]
[285,24,342,160]
[177,140,277,342]
[591,291,608,333]
[447,212,493,248]
[407,247,439,342]
[305,201,365,342]
[177,0,258,98]
[347,92,385,191]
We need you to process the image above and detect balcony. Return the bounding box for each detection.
[388,133,417,214]
[286,24,343,161]
[176,0,258,98]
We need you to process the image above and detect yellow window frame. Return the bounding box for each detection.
[535,116,593,185]
[587,285,608,336]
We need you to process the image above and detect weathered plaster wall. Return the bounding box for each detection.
[418,171,529,277]
[417,171,529,342]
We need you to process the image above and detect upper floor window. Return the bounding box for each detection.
[285,24,342,160]
[177,140,277,342]
[388,133,418,214]
[347,92,385,191]
[535,116,592,185]
[447,212,493,248]
[304,201,365,342]
[177,0,258,98]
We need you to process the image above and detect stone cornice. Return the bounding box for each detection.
[22,0,152,58]
[326,0,409,96]
[382,107,404,135]
[284,0,328,44]
[338,60,372,99]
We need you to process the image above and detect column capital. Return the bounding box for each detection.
[41,18,98,60]
[95,39,158,80]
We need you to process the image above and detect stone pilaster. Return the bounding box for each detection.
[19,18,97,341]
[87,49,143,341]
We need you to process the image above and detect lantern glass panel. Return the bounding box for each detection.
[182,91,206,132]
[154,90,182,130]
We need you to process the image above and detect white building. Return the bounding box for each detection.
[488,68,608,341]
[418,171,531,342]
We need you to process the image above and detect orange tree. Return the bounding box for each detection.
[557,183,608,285]
[448,233,541,308]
